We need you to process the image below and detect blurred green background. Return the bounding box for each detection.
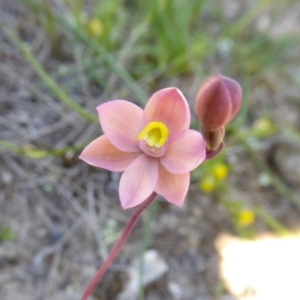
[1,0,300,299]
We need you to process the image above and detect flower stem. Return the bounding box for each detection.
[137,200,157,300]
[81,192,158,300]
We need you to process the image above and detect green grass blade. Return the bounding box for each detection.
[20,0,148,105]
[4,27,98,123]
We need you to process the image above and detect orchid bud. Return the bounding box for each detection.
[195,74,242,131]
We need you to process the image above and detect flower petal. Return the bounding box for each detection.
[119,154,158,209]
[97,100,145,152]
[161,130,206,174]
[144,88,190,134]
[79,135,139,172]
[156,162,190,206]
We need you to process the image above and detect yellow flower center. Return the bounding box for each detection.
[138,121,169,148]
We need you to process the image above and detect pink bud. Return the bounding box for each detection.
[195,74,242,131]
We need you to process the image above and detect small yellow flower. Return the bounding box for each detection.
[87,18,103,37]
[252,117,274,138]
[237,209,255,227]
[199,176,216,193]
[212,163,228,180]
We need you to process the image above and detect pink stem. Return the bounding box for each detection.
[81,192,158,300]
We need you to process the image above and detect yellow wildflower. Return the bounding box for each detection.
[199,176,216,193]
[237,209,255,227]
[212,163,229,180]
[87,18,103,37]
[252,117,274,138]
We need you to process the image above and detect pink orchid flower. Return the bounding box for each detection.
[79,88,206,209]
